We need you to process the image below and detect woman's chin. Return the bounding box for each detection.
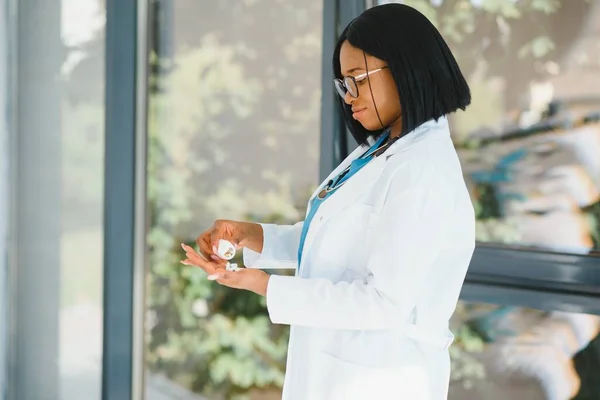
[357,119,382,131]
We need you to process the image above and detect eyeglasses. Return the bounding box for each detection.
[334,66,388,99]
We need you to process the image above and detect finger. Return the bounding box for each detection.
[185,241,215,264]
[188,241,227,266]
[209,224,237,250]
[195,233,213,260]
[181,243,201,255]
[185,244,212,263]
[212,258,228,267]
[180,258,207,270]
[182,243,210,263]
[184,248,197,260]
[191,251,210,261]
[186,251,212,268]
[180,250,217,275]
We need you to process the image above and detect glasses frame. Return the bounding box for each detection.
[334,66,388,99]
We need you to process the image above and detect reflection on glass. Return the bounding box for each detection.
[145,1,323,398]
[448,301,600,400]
[381,0,600,255]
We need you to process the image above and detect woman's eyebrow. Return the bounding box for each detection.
[345,66,364,75]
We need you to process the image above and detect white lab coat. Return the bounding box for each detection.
[244,117,475,400]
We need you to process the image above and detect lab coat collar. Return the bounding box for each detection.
[366,115,450,151]
[309,116,449,202]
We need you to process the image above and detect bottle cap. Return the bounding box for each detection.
[217,239,236,260]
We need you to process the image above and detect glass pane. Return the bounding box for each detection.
[4,0,106,399]
[59,2,106,397]
[144,1,323,399]
[377,0,600,255]
[448,300,600,400]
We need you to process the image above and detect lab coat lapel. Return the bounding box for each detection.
[316,154,387,221]
[306,143,370,207]
[300,154,387,265]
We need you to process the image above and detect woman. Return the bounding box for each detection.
[181,4,475,399]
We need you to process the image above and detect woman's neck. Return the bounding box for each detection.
[388,115,403,138]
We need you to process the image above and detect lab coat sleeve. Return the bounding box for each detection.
[243,222,303,270]
[265,184,449,329]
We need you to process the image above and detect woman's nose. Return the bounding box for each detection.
[343,91,354,105]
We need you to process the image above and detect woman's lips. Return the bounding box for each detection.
[352,108,366,119]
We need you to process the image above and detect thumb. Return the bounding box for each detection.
[211,224,243,249]
[210,227,232,248]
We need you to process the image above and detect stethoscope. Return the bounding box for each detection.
[317,132,399,199]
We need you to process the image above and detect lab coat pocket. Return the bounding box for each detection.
[315,352,432,400]
[315,204,375,270]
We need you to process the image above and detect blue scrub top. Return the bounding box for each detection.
[297,131,390,269]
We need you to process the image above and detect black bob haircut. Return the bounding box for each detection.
[332,3,471,146]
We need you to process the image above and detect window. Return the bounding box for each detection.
[144,1,324,398]
[377,0,600,256]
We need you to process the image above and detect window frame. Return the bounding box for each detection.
[0,0,13,395]
[463,245,600,314]
[320,0,367,181]
[102,0,148,399]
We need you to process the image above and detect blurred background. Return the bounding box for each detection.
[1,0,599,399]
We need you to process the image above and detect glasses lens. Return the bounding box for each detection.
[334,79,346,98]
[344,76,358,98]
